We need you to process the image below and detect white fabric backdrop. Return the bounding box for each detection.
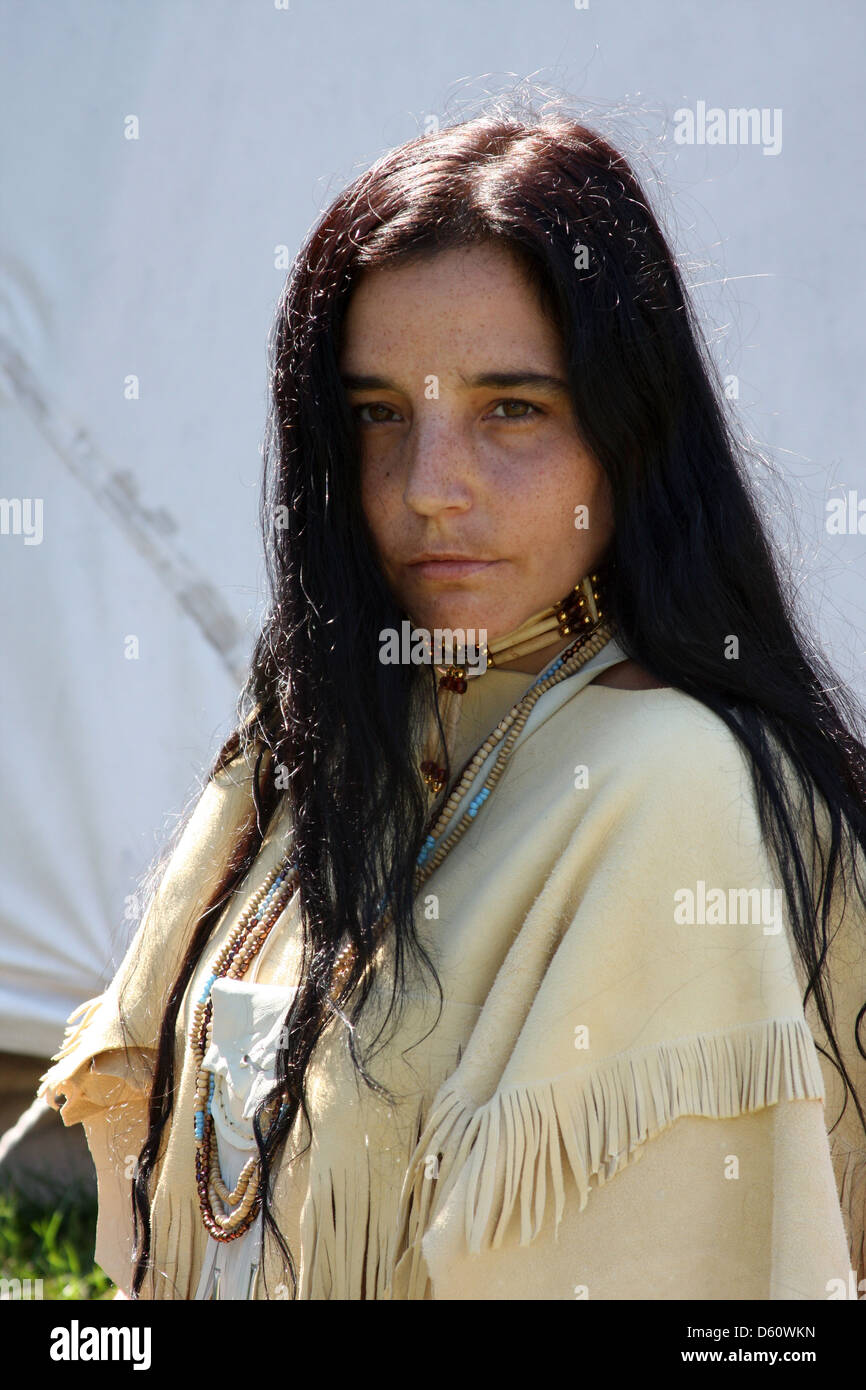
[1,0,863,1057]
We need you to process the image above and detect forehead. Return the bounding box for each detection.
[339,243,562,366]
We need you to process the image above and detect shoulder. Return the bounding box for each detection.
[117,747,268,1026]
[564,680,755,806]
[175,741,272,863]
[518,690,815,1058]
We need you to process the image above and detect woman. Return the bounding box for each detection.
[38,107,866,1301]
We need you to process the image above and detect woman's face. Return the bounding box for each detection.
[340,241,614,657]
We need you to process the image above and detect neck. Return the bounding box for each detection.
[466,561,612,677]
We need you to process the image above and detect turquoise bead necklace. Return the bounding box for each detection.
[190,576,613,1242]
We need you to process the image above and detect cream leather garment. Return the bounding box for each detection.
[37,632,866,1300]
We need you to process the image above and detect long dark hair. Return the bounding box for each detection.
[129,99,866,1297]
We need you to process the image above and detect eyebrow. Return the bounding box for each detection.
[340,370,570,396]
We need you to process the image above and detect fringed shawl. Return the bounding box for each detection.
[38,635,866,1299]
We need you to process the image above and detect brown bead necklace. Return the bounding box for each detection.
[191,582,614,1242]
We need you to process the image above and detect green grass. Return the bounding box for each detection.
[0,1179,114,1300]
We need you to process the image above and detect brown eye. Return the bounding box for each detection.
[489,399,542,420]
[355,403,399,423]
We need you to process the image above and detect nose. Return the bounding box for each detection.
[401,413,474,518]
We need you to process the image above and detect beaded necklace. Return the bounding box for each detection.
[191,574,613,1243]
[420,566,608,794]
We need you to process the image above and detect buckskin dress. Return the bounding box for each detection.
[37,632,866,1299]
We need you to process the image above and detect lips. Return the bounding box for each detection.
[408,556,498,580]
[409,551,492,562]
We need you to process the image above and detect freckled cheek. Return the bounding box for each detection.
[360,459,405,566]
[543,444,609,520]
[491,448,581,526]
